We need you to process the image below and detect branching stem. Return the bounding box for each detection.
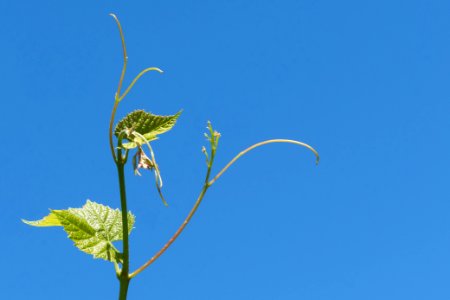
[108,14,320,300]
[129,140,217,278]
[130,139,318,278]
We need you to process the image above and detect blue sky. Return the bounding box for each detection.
[1,1,450,299]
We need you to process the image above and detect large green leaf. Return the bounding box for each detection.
[114,109,181,149]
[23,200,135,263]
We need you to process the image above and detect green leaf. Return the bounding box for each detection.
[114,109,181,149]
[23,200,135,263]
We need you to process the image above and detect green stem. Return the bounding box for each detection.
[117,150,131,300]
[119,278,130,300]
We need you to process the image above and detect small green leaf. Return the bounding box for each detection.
[23,200,135,263]
[114,110,181,149]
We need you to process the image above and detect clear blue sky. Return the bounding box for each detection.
[2,1,450,299]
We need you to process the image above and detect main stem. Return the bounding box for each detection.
[117,150,130,300]
[119,278,130,300]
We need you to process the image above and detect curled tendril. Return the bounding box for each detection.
[208,139,319,186]
[119,67,164,102]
